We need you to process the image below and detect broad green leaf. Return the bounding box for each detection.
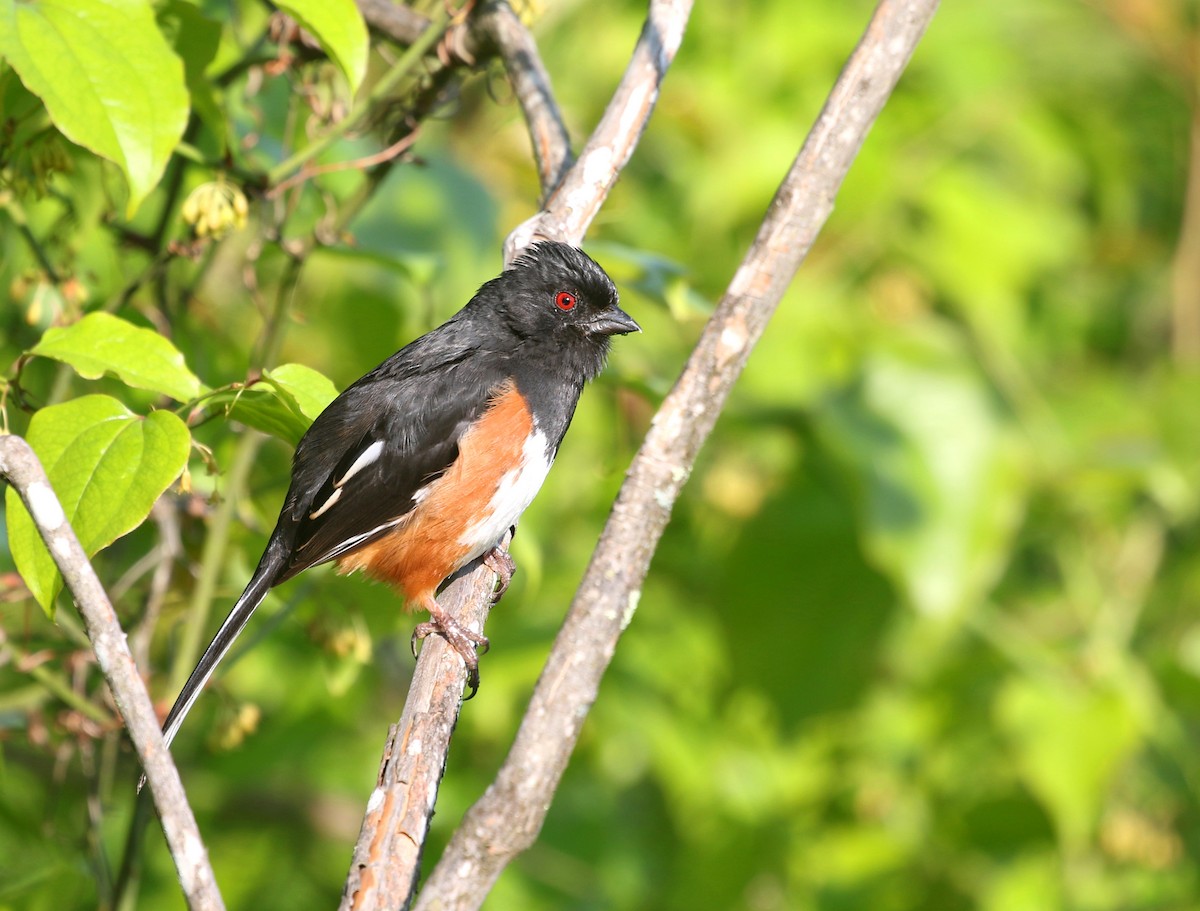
[996,675,1143,850]
[29,312,203,403]
[6,395,191,613]
[267,363,338,423]
[816,323,1029,619]
[274,0,367,95]
[209,364,338,446]
[157,0,225,154]
[0,0,189,216]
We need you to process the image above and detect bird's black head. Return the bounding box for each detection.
[478,242,639,380]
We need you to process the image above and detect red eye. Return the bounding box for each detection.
[555,291,576,311]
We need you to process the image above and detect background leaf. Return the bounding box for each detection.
[157,0,224,154]
[273,0,368,95]
[204,363,338,446]
[815,324,1030,618]
[0,0,189,215]
[29,313,203,403]
[996,674,1144,851]
[5,395,190,612]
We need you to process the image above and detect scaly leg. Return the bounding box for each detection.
[483,544,517,603]
[411,596,490,698]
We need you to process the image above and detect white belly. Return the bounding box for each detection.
[457,428,553,561]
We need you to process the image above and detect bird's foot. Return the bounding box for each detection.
[411,609,490,698]
[483,545,517,603]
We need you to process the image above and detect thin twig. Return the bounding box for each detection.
[417,0,940,906]
[474,0,573,199]
[0,434,224,911]
[265,130,421,199]
[267,9,451,187]
[3,197,62,283]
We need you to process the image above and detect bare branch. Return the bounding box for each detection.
[417,0,940,906]
[474,0,573,199]
[0,435,224,911]
[354,0,481,70]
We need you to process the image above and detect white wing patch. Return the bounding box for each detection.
[308,486,343,519]
[458,428,553,558]
[337,439,385,486]
[309,439,386,520]
[321,517,405,563]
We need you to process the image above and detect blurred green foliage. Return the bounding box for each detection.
[1,0,1198,909]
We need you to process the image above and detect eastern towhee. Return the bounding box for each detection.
[160,242,639,749]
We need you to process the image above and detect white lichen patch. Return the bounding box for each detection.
[366,787,385,814]
[621,590,641,631]
[26,481,65,530]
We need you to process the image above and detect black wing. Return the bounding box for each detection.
[157,318,506,753]
[270,328,508,584]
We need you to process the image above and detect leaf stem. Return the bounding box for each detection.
[20,651,112,725]
[2,196,62,283]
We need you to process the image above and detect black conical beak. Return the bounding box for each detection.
[588,306,641,336]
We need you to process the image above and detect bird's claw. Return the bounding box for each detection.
[483,546,516,603]
[410,613,489,699]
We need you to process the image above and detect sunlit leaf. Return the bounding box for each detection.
[267,363,338,423]
[6,395,191,613]
[0,0,189,215]
[207,363,338,446]
[273,0,367,95]
[29,312,203,403]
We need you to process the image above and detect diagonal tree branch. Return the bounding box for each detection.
[503,0,694,263]
[339,2,694,909]
[473,0,573,199]
[337,541,503,911]
[0,435,225,911]
[417,0,940,906]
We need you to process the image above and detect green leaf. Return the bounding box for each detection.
[816,322,1030,619]
[207,364,338,446]
[267,363,339,423]
[274,0,368,95]
[29,312,203,403]
[157,0,225,154]
[6,395,191,613]
[0,0,189,216]
[996,675,1143,850]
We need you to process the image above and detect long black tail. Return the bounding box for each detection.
[160,558,279,750]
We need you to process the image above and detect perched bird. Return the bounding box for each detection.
[160,242,639,749]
